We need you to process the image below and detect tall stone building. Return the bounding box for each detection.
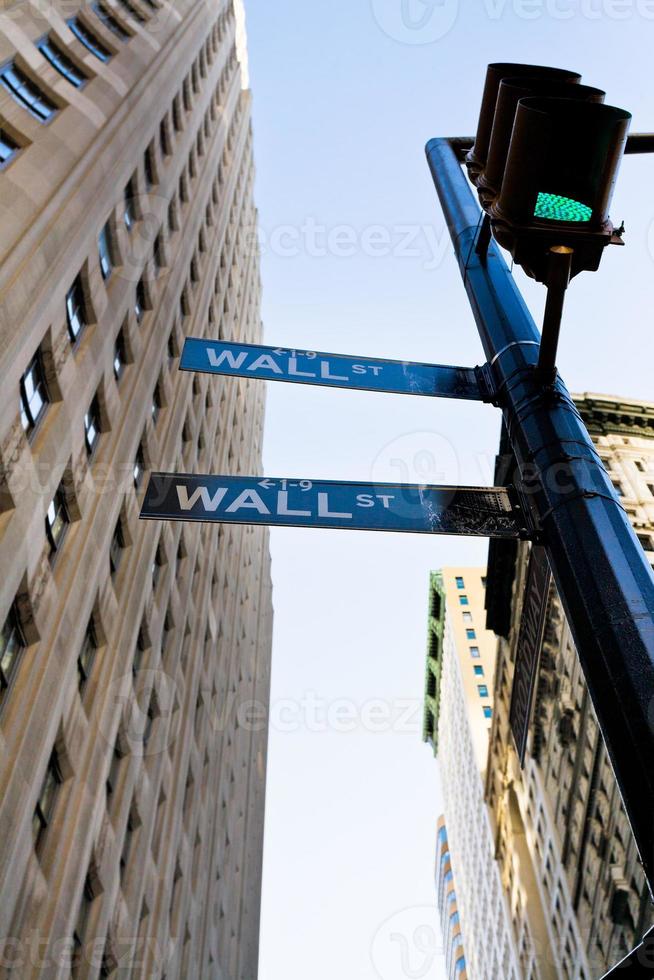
[0,1,273,977]
[483,394,654,979]
[424,568,520,980]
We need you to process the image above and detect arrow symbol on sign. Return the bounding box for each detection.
[258,479,275,489]
[272,349,286,356]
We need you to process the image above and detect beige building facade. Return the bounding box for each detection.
[0,1,273,978]
[484,394,654,979]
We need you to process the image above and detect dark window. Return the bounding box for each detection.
[455,576,465,589]
[0,127,20,166]
[20,351,49,436]
[143,691,156,745]
[120,813,135,873]
[167,332,175,365]
[483,706,493,719]
[65,276,87,343]
[167,200,177,233]
[39,36,87,87]
[117,0,146,22]
[159,117,170,156]
[1,603,25,704]
[151,546,164,590]
[172,95,182,132]
[133,444,145,489]
[459,595,469,606]
[151,384,162,425]
[638,534,652,552]
[133,628,146,676]
[78,619,97,692]
[113,329,127,381]
[144,146,155,189]
[33,751,63,850]
[153,233,164,273]
[648,483,654,497]
[0,62,56,121]
[477,684,489,698]
[106,739,123,801]
[84,396,102,457]
[109,519,125,576]
[68,17,111,61]
[134,279,146,323]
[124,180,136,230]
[92,2,130,40]
[72,874,96,970]
[98,224,113,280]
[45,487,70,559]
[466,629,476,640]
[474,665,484,677]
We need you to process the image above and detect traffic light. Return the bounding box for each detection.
[467,63,631,283]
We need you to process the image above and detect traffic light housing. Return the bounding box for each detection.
[467,63,631,283]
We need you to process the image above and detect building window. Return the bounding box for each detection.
[153,233,164,273]
[151,384,162,425]
[474,665,485,677]
[124,180,137,230]
[45,486,70,560]
[470,646,480,658]
[614,481,625,497]
[98,224,113,280]
[455,576,465,589]
[117,0,146,23]
[483,706,493,720]
[144,146,155,189]
[0,127,19,167]
[133,444,146,489]
[1,603,26,705]
[167,331,176,365]
[109,519,125,576]
[92,2,130,41]
[65,276,87,344]
[159,116,170,156]
[638,534,652,552]
[462,611,472,623]
[78,619,98,692]
[72,874,97,972]
[84,396,102,457]
[152,544,164,591]
[172,94,182,132]
[20,351,49,436]
[649,483,654,497]
[33,751,63,851]
[120,812,135,875]
[39,36,87,86]
[68,17,111,61]
[113,329,127,381]
[477,684,489,698]
[134,279,146,322]
[466,628,476,640]
[0,62,56,122]
[459,595,469,606]
[106,739,123,804]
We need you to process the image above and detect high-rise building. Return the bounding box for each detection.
[0,1,273,977]
[484,394,654,979]
[424,569,521,980]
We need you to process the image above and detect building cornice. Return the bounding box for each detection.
[573,393,654,439]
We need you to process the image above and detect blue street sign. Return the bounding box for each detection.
[140,473,529,538]
[180,338,487,401]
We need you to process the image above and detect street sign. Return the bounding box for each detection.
[509,545,552,765]
[140,473,529,538]
[180,338,487,401]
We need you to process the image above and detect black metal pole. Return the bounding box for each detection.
[536,245,573,384]
[425,137,654,896]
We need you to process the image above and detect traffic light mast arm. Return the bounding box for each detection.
[425,137,654,899]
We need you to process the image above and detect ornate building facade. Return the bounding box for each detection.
[0,1,272,977]
[484,395,654,979]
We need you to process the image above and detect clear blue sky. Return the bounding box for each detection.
[244,2,653,977]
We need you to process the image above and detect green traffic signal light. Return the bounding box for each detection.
[534,193,592,223]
